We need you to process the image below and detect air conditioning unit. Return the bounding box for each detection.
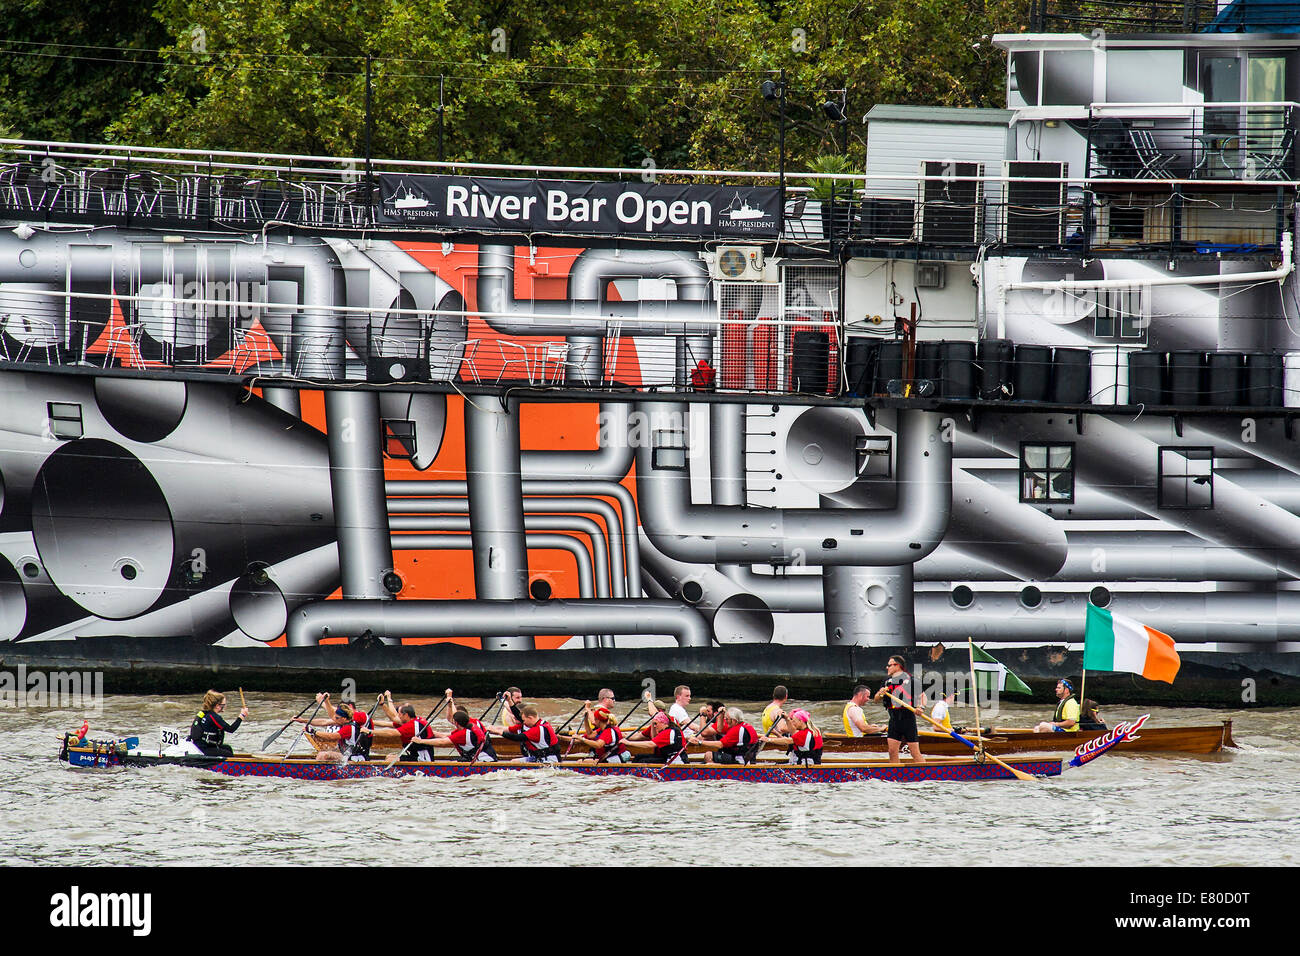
[1003,161,1067,245]
[915,261,946,289]
[712,245,765,280]
[918,161,984,244]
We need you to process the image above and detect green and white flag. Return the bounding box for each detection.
[970,644,1033,696]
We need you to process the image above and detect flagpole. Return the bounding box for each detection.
[1079,668,1087,720]
[967,636,985,750]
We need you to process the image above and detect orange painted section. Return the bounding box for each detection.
[277,244,648,650]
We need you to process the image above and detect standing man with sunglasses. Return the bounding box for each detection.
[874,655,925,763]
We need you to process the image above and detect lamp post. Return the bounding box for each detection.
[761,70,787,232]
[822,89,849,156]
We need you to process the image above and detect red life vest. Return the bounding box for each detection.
[790,728,824,765]
[718,723,759,760]
[592,725,628,762]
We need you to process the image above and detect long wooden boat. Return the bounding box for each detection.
[304,719,1234,758]
[61,740,1062,783]
[821,720,1236,756]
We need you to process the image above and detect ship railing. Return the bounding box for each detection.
[1085,102,1299,185]
[0,285,846,397]
[1028,0,1212,32]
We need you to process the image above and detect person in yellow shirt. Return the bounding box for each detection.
[761,685,790,736]
[930,689,955,731]
[842,684,884,737]
[1033,679,1081,733]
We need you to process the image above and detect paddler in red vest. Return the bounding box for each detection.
[761,708,824,765]
[630,710,691,764]
[412,706,498,762]
[696,707,761,765]
[566,705,633,763]
[307,699,376,761]
[375,689,437,762]
[494,704,563,763]
[873,655,925,763]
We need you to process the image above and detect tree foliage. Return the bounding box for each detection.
[2,0,1031,171]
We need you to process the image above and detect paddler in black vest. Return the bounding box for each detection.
[1033,679,1081,733]
[188,690,248,756]
[873,655,925,763]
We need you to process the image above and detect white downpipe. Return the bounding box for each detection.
[998,234,1294,301]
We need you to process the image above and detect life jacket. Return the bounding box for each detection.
[189,710,225,748]
[516,721,562,761]
[341,714,373,761]
[652,723,688,764]
[1053,695,1079,728]
[843,701,866,737]
[883,673,916,712]
[453,720,494,761]
[789,728,824,765]
[720,723,760,763]
[762,703,785,735]
[593,725,629,763]
[402,717,433,761]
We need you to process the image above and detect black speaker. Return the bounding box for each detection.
[916,341,943,394]
[1128,350,1166,405]
[1051,347,1091,404]
[1013,344,1052,402]
[845,340,878,397]
[861,198,915,239]
[1205,352,1244,406]
[368,355,429,383]
[791,331,831,394]
[876,340,905,394]
[978,338,1015,399]
[1167,350,1205,406]
[941,341,977,399]
[1245,351,1284,407]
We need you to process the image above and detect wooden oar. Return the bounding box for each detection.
[238,687,247,715]
[554,703,588,734]
[262,697,319,750]
[283,696,327,758]
[885,692,1037,782]
[613,698,642,729]
[385,697,451,768]
[478,694,503,720]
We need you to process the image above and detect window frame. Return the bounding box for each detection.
[1157,445,1214,510]
[1019,441,1076,504]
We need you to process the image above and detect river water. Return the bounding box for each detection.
[5,694,1297,867]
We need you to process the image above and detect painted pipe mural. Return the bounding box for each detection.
[2,226,1300,651]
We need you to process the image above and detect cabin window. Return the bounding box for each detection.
[1159,446,1213,509]
[1020,443,1074,503]
[1093,286,1145,341]
[382,419,417,460]
[47,402,83,440]
[856,435,893,478]
[651,430,688,470]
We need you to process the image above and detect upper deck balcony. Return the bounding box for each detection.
[0,138,846,400]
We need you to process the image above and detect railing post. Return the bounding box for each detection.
[1171,185,1183,260]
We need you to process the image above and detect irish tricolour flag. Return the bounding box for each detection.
[1083,604,1181,683]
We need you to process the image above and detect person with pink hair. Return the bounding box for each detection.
[761,709,824,765]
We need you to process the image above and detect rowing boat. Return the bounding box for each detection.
[821,721,1236,756]
[60,739,1062,783]
[304,720,1234,758]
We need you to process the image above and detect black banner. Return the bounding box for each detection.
[377,174,779,239]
